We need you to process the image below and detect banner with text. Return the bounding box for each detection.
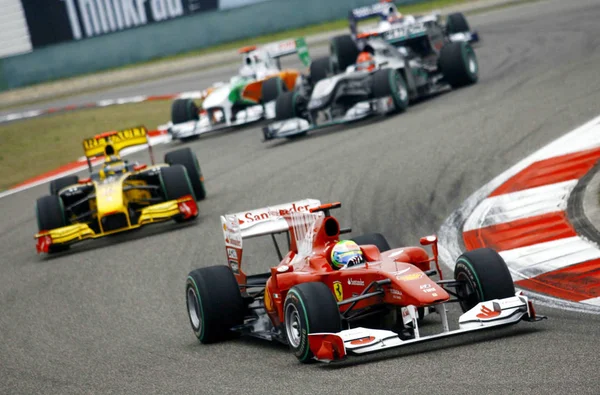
[20,0,267,48]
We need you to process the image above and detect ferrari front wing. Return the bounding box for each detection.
[308,294,544,362]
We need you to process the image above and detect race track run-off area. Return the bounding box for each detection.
[2,0,600,394]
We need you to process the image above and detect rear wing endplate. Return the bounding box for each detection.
[264,38,311,67]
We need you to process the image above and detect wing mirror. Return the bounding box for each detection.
[419,235,437,246]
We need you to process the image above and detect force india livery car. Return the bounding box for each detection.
[35,127,206,254]
[167,38,312,140]
[185,200,544,363]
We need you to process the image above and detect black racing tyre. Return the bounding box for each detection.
[36,195,69,253]
[164,148,206,200]
[371,68,409,113]
[160,165,198,222]
[171,98,200,124]
[275,91,306,121]
[36,195,67,231]
[438,41,478,88]
[351,233,391,252]
[284,282,342,363]
[186,265,246,344]
[330,34,359,73]
[261,76,287,104]
[309,56,332,86]
[446,12,470,34]
[50,175,78,195]
[454,248,515,313]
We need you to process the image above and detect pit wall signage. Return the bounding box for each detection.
[19,0,268,48]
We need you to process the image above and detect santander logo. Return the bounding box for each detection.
[238,203,312,224]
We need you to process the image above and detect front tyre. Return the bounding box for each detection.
[438,41,478,88]
[186,266,246,343]
[160,165,198,222]
[50,175,78,195]
[164,147,206,200]
[171,99,200,124]
[261,76,287,104]
[284,282,342,363]
[371,69,409,114]
[274,91,307,121]
[454,248,515,312]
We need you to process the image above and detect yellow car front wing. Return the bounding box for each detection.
[35,196,197,253]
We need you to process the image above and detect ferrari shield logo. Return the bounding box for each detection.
[333,281,343,302]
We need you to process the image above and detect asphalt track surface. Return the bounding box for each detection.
[2,0,600,393]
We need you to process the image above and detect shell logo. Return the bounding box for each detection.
[264,289,273,311]
[350,336,376,345]
[397,272,423,281]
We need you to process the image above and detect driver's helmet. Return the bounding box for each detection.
[102,155,127,177]
[331,240,365,269]
[384,4,402,23]
[356,51,376,72]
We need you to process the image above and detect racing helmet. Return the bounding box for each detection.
[331,240,365,269]
[356,51,376,72]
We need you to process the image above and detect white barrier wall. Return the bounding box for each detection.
[0,0,32,57]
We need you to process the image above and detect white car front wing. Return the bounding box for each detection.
[308,293,543,362]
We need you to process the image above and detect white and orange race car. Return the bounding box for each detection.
[167,38,315,140]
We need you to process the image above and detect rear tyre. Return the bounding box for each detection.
[310,56,332,86]
[186,266,246,343]
[284,282,342,363]
[164,148,206,200]
[160,165,198,222]
[351,233,391,252]
[371,69,409,113]
[36,195,69,253]
[275,91,306,121]
[171,99,200,124]
[454,248,515,312]
[330,34,359,73]
[438,41,478,88]
[261,76,287,104]
[50,175,79,195]
[446,12,470,34]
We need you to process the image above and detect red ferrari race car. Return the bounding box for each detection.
[185,200,545,363]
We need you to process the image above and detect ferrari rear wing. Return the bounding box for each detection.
[220,199,322,284]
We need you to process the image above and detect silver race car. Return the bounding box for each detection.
[263,27,478,141]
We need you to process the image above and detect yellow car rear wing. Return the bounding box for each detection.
[83,126,150,158]
[82,126,155,170]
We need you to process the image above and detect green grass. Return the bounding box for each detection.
[0,101,171,191]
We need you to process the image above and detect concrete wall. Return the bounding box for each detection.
[0,0,426,91]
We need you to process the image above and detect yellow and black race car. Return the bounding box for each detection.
[35,126,206,254]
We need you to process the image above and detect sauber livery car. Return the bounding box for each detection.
[34,126,206,254]
[167,38,313,140]
[185,200,544,363]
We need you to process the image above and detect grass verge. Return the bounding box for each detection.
[0,101,170,191]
